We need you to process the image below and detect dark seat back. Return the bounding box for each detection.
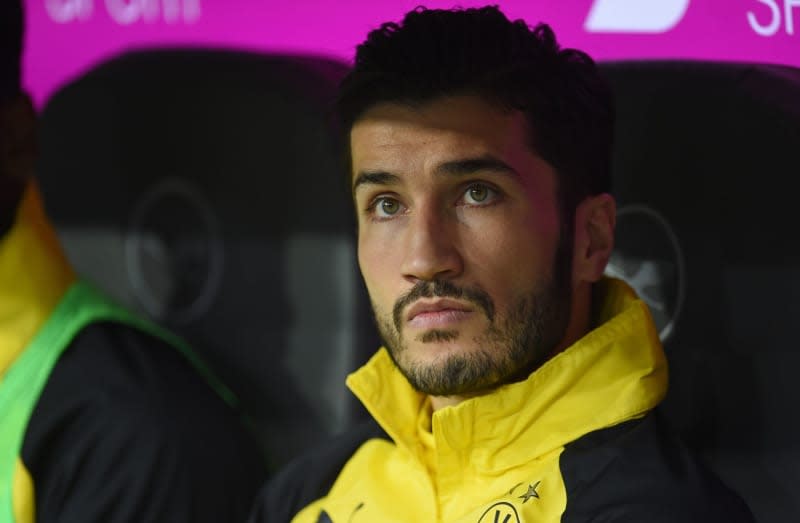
[36,50,379,466]
[601,60,800,522]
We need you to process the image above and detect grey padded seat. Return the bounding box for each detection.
[600,60,800,523]
[36,50,379,468]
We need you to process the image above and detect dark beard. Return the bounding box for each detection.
[373,233,573,397]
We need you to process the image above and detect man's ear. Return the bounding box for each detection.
[0,92,37,182]
[571,193,616,284]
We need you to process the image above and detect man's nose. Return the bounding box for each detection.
[400,207,463,283]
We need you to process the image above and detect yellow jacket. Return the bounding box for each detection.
[296,279,665,521]
[249,279,754,522]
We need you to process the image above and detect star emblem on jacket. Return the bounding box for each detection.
[518,481,540,503]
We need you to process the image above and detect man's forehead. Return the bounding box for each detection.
[349,96,531,173]
[352,96,523,136]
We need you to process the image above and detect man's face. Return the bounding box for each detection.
[351,95,574,397]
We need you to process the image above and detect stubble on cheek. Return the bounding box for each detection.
[372,302,403,356]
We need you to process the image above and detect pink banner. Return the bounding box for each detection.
[23,0,800,107]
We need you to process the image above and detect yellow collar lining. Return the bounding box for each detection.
[347,278,668,473]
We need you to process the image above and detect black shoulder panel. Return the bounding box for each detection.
[248,418,388,523]
[559,411,755,522]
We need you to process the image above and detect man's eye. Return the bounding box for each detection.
[372,197,403,217]
[463,184,496,205]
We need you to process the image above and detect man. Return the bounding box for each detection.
[1,1,266,521]
[249,6,754,522]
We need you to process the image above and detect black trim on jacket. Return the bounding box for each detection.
[249,411,754,522]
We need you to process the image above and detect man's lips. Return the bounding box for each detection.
[405,299,475,329]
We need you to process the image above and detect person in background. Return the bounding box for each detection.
[249,6,755,522]
[1,1,267,521]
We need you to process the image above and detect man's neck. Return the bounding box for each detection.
[430,394,469,412]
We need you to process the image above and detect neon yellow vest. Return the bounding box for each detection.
[0,281,236,523]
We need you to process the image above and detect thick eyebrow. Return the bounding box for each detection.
[352,155,517,194]
[352,171,400,194]
[434,155,519,178]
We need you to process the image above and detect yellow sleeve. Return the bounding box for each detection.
[13,459,35,523]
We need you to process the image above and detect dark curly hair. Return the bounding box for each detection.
[0,0,23,101]
[337,5,614,223]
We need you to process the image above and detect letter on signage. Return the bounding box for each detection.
[585,0,690,33]
[786,0,800,34]
[748,0,781,36]
[46,0,93,23]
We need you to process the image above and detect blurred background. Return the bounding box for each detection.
[23,0,800,107]
[20,1,800,521]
